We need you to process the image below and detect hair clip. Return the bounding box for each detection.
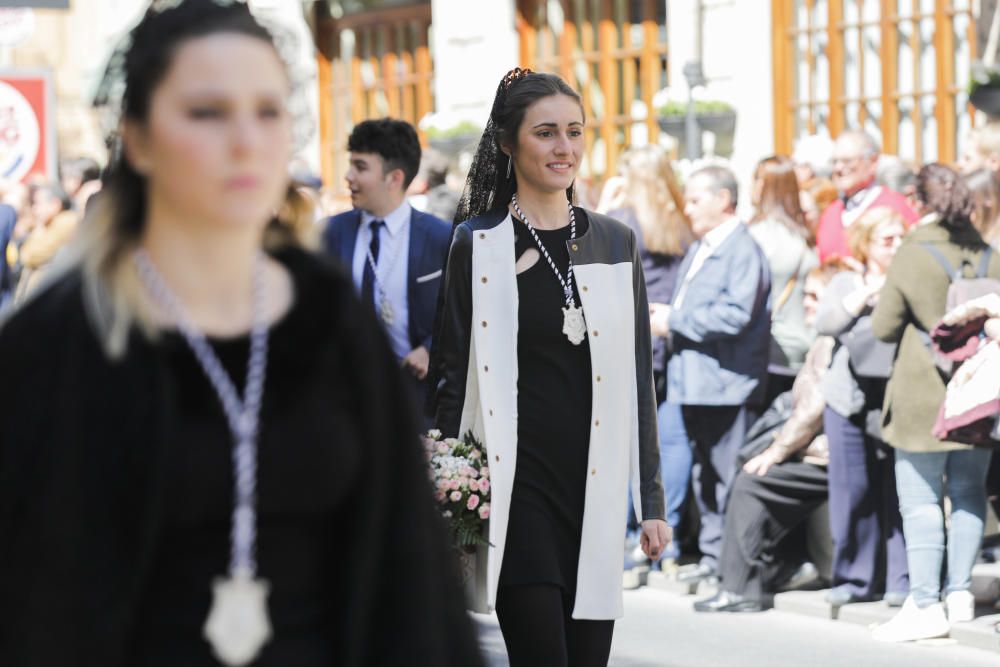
[502,67,533,91]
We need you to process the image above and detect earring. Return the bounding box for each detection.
[506,155,512,180]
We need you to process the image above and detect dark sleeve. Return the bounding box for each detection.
[339,280,484,667]
[432,224,474,438]
[631,230,665,521]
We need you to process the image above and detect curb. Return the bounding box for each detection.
[646,564,1000,655]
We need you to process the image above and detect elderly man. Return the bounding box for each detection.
[816,130,918,261]
[651,165,772,583]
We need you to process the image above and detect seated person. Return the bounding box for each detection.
[694,261,841,613]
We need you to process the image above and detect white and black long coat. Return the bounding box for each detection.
[434,206,665,620]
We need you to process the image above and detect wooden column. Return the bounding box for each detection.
[934,0,956,162]
[641,0,659,144]
[879,0,899,154]
[909,1,923,164]
[415,19,433,127]
[827,0,846,135]
[517,0,538,68]
[771,0,791,154]
[382,25,401,118]
[598,0,618,174]
[317,52,335,188]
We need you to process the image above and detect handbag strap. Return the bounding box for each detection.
[773,253,805,316]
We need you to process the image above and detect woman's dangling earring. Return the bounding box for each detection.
[506,154,513,180]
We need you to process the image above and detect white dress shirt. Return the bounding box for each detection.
[672,215,743,310]
[352,201,412,360]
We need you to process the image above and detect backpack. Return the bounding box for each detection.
[921,244,1000,376]
[922,244,1000,312]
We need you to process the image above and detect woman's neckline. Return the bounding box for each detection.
[158,252,300,344]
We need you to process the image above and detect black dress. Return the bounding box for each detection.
[130,261,363,665]
[498,213,593,597]
[0,247,484,667]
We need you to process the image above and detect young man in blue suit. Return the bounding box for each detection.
[651,165,772,590]
[322,119,452,420]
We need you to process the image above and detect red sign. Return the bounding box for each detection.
[0,70,53,183]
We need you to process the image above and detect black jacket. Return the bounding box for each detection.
[0,247,483,667]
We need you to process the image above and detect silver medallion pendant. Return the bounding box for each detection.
[203,571,273,666]
[380,297,395,325]
[562,303,587,345]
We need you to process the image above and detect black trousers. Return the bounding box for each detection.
[719,461,829,598]
[682,404,758,569]
[496,585,614,667]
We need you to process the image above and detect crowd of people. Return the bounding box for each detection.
[2,1,1000,666]
[599,127,1000,648]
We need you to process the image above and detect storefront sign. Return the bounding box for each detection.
[0,70,54,182]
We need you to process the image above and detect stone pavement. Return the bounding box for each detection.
[474,570,1000,666]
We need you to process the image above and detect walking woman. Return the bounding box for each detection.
[434,68,669,667]
[604,145,693,571]
[0,2,482,666]
[814,206,910,608]
[871,164,1000,642]
[748,155,819,406]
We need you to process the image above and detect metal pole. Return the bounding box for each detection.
[683,1,705,160]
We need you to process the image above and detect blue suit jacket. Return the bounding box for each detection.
[321,207,451,352]
[666,223,772,406]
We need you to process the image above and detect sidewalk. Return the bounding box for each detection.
[646,562,1000,655]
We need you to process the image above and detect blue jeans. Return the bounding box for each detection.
[659,401,693,529]
[895,447,993,607]
[627,401,692,562]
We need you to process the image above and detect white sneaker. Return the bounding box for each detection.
[871,596,950,642]
[945,590,976,623]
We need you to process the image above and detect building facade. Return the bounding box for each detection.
[310,0,986,199]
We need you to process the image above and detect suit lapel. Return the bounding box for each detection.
[671,242,699,302]
[341,210,362,264]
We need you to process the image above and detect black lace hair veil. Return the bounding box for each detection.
[452,67,579,224]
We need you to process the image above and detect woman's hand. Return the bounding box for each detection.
[842,273,885,316]
[640,519,671,561]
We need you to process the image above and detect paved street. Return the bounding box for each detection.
[474,587,1000,667]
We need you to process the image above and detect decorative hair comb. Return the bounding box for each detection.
[502,67,533,91]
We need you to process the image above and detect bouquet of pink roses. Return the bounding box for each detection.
[423,429,490,549]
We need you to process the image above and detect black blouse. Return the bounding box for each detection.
[499,213,593,594]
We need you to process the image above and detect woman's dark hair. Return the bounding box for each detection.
[107,0,276,239]
[454,69,584,223]
[915,162,974,230]
[749,155,813,244]
[84,0,304,358]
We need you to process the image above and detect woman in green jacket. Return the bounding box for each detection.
[871,163,1000,642]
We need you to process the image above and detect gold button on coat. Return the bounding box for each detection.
[571,243,579,251]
